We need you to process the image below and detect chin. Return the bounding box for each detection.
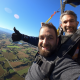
[39,49,50,57]
[65,32,74,36]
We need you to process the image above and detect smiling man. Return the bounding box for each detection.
[25,23,59,80]
[38,23,58,57]
[60,10,79,36]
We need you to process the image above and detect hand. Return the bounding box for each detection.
[12,27,22,42]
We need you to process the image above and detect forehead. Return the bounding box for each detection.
[39,27,56,37]
[61,15,76,21]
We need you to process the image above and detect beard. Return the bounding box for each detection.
[65,32,73,36]
[38,42,57,57]
[64,26,77,36]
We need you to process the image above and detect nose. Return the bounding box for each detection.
[67,22,71,26]
[43,38,48,45]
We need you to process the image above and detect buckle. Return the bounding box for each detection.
[35,56,43,66]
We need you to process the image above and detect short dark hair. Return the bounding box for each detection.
[40,23,57,38]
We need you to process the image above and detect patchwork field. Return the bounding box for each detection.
[0,30,37,80]
[0,65,5,76]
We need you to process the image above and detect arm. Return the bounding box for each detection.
[21,34,39,46]
[51,54,80,80]
[12,27,39,46]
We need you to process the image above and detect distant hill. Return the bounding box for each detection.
[0,27,14,34]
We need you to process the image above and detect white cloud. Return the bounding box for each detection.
[4,8,12,13]
[14,14,19,19]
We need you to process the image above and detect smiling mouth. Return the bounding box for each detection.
[42,47,49,51]
[66,28,73,32]
[67,29,73,32]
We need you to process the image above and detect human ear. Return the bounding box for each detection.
[60,24,62,28]
[77,21,79,26]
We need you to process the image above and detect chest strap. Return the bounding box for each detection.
[57,28,80,57]
[34,54,55,78]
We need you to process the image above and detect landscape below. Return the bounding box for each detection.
[0,30,37,80]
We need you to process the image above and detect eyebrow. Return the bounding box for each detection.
[39,34,54,37]
[64,18,75,21]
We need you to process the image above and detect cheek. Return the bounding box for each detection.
[61,24,66,31]
[38,40,42,46]
[71,22,77,27]
[61,23,65,28]
[50,40,56,45]
[62,24,66,28]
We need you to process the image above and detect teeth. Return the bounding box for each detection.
[67,27,72,29]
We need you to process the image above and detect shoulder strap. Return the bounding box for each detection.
[57,28,80,58]
[34,54,55,78]
[75,41,80,65]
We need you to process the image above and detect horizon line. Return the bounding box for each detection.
[0,26,14,31]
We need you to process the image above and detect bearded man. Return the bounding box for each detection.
[25,23,59,80]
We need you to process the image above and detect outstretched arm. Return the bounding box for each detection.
[12,27,39,46]
[22,34,39,46]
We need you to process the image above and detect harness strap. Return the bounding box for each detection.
[35,55,43,66]
[57,28,80,58]
[35,55,55,78]
[75,41,80,65]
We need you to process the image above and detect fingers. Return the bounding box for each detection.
[11,33,16,42]
[12,33,20,42]
[13,27,19,34]
[14,27,17,33]
[14,27,16,32]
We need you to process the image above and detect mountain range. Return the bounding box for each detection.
[0,27,14,34]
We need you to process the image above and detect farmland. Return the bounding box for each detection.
[0,30,37,80]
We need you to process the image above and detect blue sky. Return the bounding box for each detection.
[0,0,80,37]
